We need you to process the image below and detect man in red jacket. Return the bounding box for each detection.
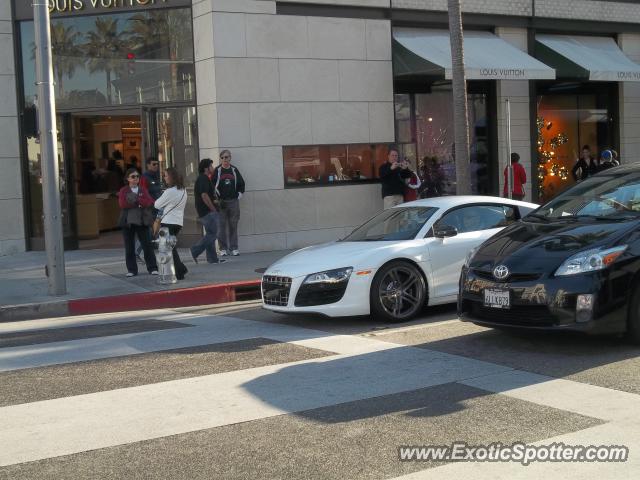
[503,152,526,201]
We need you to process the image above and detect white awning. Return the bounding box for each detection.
[393,28,555,80]
[536,34,640,82]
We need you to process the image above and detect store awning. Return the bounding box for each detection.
[536,34,640,82]
[393,28,556,80]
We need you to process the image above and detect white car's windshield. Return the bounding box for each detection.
[529,170,640,221]
[342,207,437,241]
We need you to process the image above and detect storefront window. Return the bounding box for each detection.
[394,84,491,196]
[19,8,194,109]
[536,89,614,203]
[284,144,390,186]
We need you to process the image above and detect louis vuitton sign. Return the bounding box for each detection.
[14,0,188,19]
[48,0,168,14]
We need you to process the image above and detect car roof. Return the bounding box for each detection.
[593,163,640,176]
[397,195,538,210]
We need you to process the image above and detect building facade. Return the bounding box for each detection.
[2,0,640,256]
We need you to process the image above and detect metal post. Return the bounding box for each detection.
[33,1,66,295]
[505,99,513,200]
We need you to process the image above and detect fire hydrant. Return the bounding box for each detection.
[155,226,177,284]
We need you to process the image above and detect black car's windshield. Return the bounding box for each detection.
[527,170,640,221]
[342,207,437,241]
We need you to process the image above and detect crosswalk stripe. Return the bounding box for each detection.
[0,318,511,466]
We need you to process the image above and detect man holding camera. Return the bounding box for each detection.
[379,148,411,209]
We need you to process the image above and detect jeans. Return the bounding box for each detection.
[122,224,157,274]
[192,212,219,263]
[217,199,240,251]
[135,227,153,257]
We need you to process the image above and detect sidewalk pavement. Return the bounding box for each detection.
[0,248,291,322]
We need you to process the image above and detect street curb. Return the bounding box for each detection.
[0,279,262,323]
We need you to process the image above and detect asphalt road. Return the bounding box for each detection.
[1,302,638,479]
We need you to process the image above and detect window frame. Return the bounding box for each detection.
[428,202,524,237]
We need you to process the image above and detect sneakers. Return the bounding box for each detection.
[150,270,159,275]
[126,272,136,277]
[231,250,240,256]
[208,258,227,264]
[219,250,228,256]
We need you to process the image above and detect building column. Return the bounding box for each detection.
[618,33,640,164]
[495,27,533,202]
[0,2,26,256]
[191,0,394,252]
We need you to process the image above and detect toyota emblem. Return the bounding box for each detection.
[493,265,510,280]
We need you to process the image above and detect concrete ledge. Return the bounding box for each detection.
[0,300,70,323]
[0,280,262,323]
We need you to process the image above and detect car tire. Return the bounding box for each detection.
[370,260,426,323]
[627,283,640,344]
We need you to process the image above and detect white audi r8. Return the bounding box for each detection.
[262,196,537,322]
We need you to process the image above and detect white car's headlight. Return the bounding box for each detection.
[555,246,627,277]
[463,246,480,268]
[303,267,353,285]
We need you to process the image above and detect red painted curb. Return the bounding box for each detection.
[67,279,262,316]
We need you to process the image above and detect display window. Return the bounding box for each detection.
[283,144,390,186]
[536,85,617,203]
[394,82,494,196]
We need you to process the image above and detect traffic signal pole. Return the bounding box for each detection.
[505,99,513,199]
[33,1,66,295]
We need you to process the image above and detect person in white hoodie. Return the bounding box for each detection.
[154,167,188,280]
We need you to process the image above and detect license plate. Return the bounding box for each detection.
[484,288,510,309]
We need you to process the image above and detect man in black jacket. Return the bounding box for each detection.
[379,148,410,209]
[212,150,246,256]
[190,158,225,264]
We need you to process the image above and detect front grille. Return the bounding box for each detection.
[462,299,556,327]
[262,275,293,306]
[472,269,541,283]
[294,282,348,307]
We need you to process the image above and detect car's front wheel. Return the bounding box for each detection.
[370,261,426,323]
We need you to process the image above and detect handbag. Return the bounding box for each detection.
[125,207,143,226]
[152,190,186,237]
[142,207,154,227]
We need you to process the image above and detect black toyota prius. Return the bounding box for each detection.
[459,164,640,342]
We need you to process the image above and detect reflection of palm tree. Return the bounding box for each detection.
[31,22,82,98]
[84,17,129,104]
[126,10,191,99]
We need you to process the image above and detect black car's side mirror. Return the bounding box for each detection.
[433,224,458,238]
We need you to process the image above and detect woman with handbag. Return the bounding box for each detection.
[118,168,159,277]
[154,167,188,280]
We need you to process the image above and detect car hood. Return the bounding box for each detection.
[471,218,639,272]
[265,241,418,278]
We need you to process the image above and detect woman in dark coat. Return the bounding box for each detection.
[118,168,158,277]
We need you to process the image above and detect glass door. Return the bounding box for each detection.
[142,106,200,237]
